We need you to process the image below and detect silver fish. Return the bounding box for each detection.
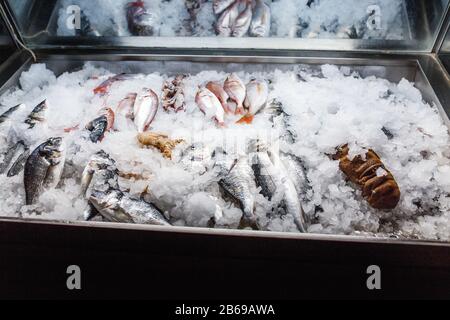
[224,73,246,114]
[134,88,159,132]
[90,189,171,226]
[195,87,225,125]
[4,141,30,177]
[24,137,65,205]
[25,100,48,129]
[232,0,252,37]
[216,0,240,36]
[0,104,24,125]
[0,140,25,174]
[126,1,156,36]
[215,151,257,227]
[249,0,271,37]
[213,0,236,15]
[81,150,119,198]
[280,153,309,199]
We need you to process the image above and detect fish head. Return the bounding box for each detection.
[41,137,65,163]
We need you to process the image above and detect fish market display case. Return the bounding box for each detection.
[1,0,450,299]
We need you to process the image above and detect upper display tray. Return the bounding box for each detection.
[4,0,450,52]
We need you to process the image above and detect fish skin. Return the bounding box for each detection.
[4,141,30,177]
[249,0,271,37]
[25,100,48,129]
[216,0,240,36]
[93,73,133,96]
[206,81,230,113]
[280,153,309,199]
[0,104,24,125]
[134,88,159,132]
[81,150,119,198]
[216,153,257,227]
[231,0,252,37]
[86,115,109,143]
[224,73,246,114]
[213,0,236,15]
[24,137,65,205]
[0,140,24,174]
[126,1,156,36]
[115,93,137,131]
[195,87,225,125]
[243,79,269,115]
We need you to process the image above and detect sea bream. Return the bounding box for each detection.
[134,88,159,132]
[224,73,246,114]
[93,73,134,96]
[238,79,269,124]
[25,100,48,129]
[232,0,252,37]
[206,81,230,113]
[195,87,225,125]
[249,0,271,37]
[213,0,236,15]
[216,0,240,36]
[126,1,156,36]
[214,149,258,228]
[114,93,137,131]
[24,137,65,205]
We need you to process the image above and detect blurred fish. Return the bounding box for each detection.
[238,79,269,124]
[185,0,208,18]
[224,73,246,114]
[195,87,225,125]
[81,150,119,198]
[86,108,115,143]
[134,88,159,132]
[216,0,240,36]
[280,153,309,200]
[24,137,65,205]
[93,73,134,96]
[3,141,30,177]
[0,104,24,125]
[0,140,25,174]
[215,150,257,228]
[115,93,137,131]
[213,0,236,15]
[126,1,156,36]
[206,81,230,113]
[25,100,48,129]
[162,75,186,113]
[249,0,271,37]
[76,11,101,37]
[232,0,252,37]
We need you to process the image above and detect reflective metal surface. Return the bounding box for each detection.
[1,0,449,52]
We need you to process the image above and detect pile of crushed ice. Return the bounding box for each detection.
[0,62,449,241]
[56,0,405,39]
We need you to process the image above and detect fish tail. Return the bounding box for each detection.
[237,114,254,124]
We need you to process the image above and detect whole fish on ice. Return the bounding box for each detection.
[25,100,48,129]
[93,73,134,96]
[134,88,159,132]
[238,79,269,124]
[224,73,246,114]
[24,137,65,205]
[86,108,115,143]
[115,93,137,131]
[0,104,24,125]
[232,0,252,37]
[206,81,230,113]
[0,140,30,177]
[216,0,240,36]
[126,1,156,36]
[196,87,225,125]
[249,0,271,37]
[213,0,236,15]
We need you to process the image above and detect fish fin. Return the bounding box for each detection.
[237,114,254,125]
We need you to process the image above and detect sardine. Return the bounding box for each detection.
[134,88,158,132]
[216,0,240,36]
[238,79,269,124]
[24,137,65,205]
[232,0,252,37]
[0,104,24,125]
[213,0,236,15]
[25,100,48,129]
[224,73,246,114]
[215,151,257,227]
[90,189,171,226]
[206,81,230,113]
[249,0,271,37]
[126,1,156,36]
[93,73,134,96]
[86,108,115,143]
[195,87,225,125]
